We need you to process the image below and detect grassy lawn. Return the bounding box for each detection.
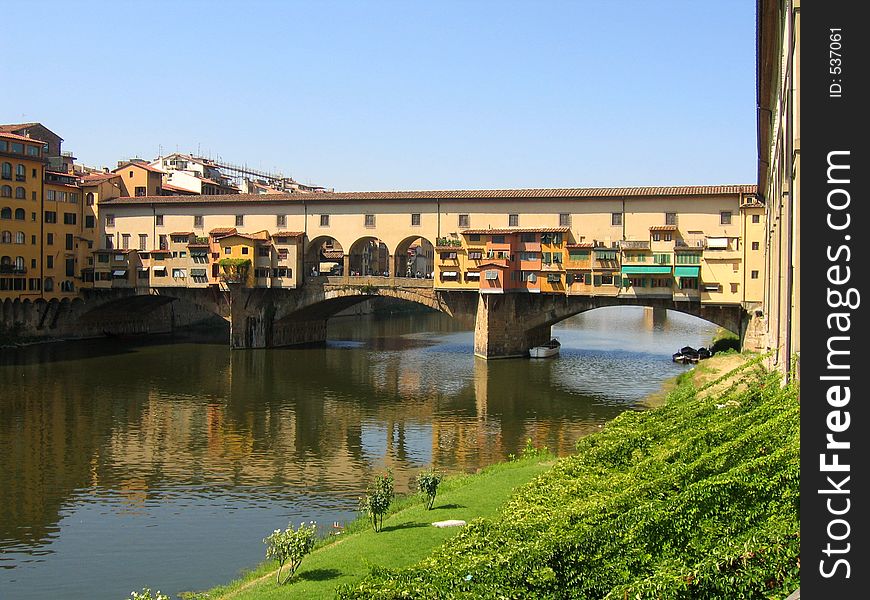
[199,456,553,600]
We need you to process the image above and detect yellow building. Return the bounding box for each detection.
[1,132,45,299]
[217,232,270,287]
[43,171,83,298]
[112,161,163,197]
[757,0,799,375]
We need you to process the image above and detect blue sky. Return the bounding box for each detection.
[2,1,756,191]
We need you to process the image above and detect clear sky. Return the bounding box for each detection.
[2,1,757,192]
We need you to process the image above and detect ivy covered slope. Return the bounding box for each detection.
[339,359,800,599]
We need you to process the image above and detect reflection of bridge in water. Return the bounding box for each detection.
[13,274,753,359]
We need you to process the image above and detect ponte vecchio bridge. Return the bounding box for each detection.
[11,185,767,358]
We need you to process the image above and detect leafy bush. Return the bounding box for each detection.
[338,358,800,598]
[263,521,317,584]
[360,471,395,532]
[128,589,169,600]
[416,469,443,510]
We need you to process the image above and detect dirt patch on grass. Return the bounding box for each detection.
[691,353,757,399]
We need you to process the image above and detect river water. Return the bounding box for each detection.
[0,306,716,600]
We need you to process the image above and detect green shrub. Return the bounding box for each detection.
[360,471,395,532]
[416,469,443,510]
[263,521,317,584]
[128,589,169,600]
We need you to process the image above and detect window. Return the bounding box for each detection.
[653,253,671,265]
[458,214,470,228]
[652,232,660,242]
[468,251,483,260]
[468,234,481,242]
[153,214,163,226]
[411,213,421,226]
[1,163,11,180]
[730,283,739,293]
[104,235,114,249]
[14,208,24,220]
[547,273,562,283]
[568,249,589,260]
[46,255,54,269]
[665,212,677,225]
[485,270,499,280]
[224,247,232,255]
[69,193,78,204]
[105,214,115,227]
[58,191,68,203]
[85,215,95,228]
[0,185,9,197]
[235,215,244,227]
[520,232,536,243]
[15,164,26,181]
[44,211,57,223]
[320,214,329,227]
[139,234,148,250]
[491,235,506,244]
[65,234,74,251]
[132,186,146,197]
[31,191,36,201]
[259,246,270,257]
[508,214,518,227]
[63,213,76,225]
[241,247,249,255]
[0,230,9,243]
[751,270,759,279]
[27,145,39,157]
[44,277,53,291]
[15,231,24,244]
[276,214,287,227]
[720,211,732,225]
[751,241,760,251]
[129,170,134,178]
[86,193,95,206]
[277,248,288,260]
[15,187,25,199]
[121,234,130,250]
[172,268,186,278]
[676,252,701,264]
[194,215,204,229]
[752,214,761,223]
[159,235,168,250]
[365,214,375,227]
[612,212,622,226]
[559,213,571,227]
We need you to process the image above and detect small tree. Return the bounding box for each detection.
[264,521,317,584]
[360,471,394,532]
[416,469,443,510]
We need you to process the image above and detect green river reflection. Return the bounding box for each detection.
[0,307,716,600]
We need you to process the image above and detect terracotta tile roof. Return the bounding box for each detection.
[461,227,570,235]
[97,184,758,206]
[209,227,237,236]
[271,231,305,238]
[0,123,40,133]
[187,243,210,248]
[162,183,196,193]
[220,231,270,241]
[150,249,173,254]
[80,172,120,183]
[649,225,678,231]
[170,231,193,236]
[566,243,594,248]
[113,161,164,174]
[0,131,44,144]
[475,261,510,269]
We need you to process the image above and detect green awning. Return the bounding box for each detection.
[621,265,672,274]
[674,266,700,277]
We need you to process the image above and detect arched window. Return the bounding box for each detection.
[15,231,25,244]
[1,163,11,180]
[1,185,10,197]
[14,208,25,220]
[0,231,11,243]
[1,256,11,268]
[60,280,75,292]
[15,164,26,181]
[0,207,11,220]
[86,192,95,206]
[14,256,24,270]
[15,187,25,199]
[44,277,54,291]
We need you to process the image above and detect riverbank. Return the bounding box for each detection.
[193,351,798,599]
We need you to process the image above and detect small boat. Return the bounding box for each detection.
[530,338,560,358]
[672,345,712,363]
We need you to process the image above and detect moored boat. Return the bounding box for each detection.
[530,338,560,358]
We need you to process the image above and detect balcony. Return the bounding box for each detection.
[0,265,26,274]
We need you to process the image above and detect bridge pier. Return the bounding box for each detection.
[473,294,551,359]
